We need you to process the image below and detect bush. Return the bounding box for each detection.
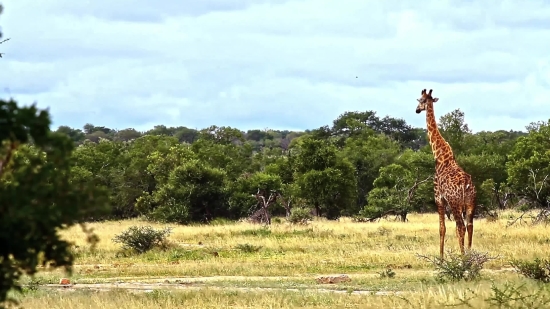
[288,207,313,224]
[510,258,550,283]
[112,226,172,254]
[235,243,262,253]
[379,268,396,279]
[417,250,496,282]
[486,282,550,308]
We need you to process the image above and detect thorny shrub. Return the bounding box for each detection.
[510,258,550,283]
[112,225,172,254]
[235,243,262,253]
[417,250,497,282]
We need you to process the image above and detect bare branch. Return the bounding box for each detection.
[0,38,9,57]
[249,189,280,225]
[506,210,530,228]
[528,169,549,201]
[408,174,433,204]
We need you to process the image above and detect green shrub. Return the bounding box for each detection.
[379,268,396,279]
[235,243,262,253]
[418,250,496,282]
[510,258,550,283]
[288,207,313,224]
[112,226,172,254]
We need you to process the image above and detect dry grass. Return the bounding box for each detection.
[58,211,550,272]
[15,211,550,308]
[15,281,550,309]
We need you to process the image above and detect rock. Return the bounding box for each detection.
[315,274,351,284]
[59,278,71,285]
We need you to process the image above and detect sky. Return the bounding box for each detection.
[1,0,550,133]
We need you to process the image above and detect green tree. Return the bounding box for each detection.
[0,98,108,307]
[56,125,86,144]
[136,159,226,224]
[191,128,254,180]
[467,130,523,157]
[227,172,283,219]
[342,133,401,207]
[363,164,414,222]
[292,136,357,218]
[456,153,507,211]
[507,121,550,207]
[394,149,435,212]
[173,126,199,144]
[362,151,434,222]
[114,128,142,142]
[438,109,472,156]
[72,139,130,218]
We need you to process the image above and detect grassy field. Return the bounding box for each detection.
[13,212,550,308]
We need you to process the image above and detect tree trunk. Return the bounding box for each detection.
[314,204,321,217]
[399,210,408,222]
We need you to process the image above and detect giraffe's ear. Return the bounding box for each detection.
[433,97,439,102]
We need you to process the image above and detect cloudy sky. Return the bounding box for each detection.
[1,0,549,133]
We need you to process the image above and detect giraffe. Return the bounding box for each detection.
[415,89,476,260]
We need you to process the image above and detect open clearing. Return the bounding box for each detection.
[14,212,550,308]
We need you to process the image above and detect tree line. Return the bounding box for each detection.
[53,108,550,224]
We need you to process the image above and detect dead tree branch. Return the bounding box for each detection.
[506,210,530,227]
[507,170,550,227]
[408,174,433,204]
[0,38,10,57]
[248,189,279,225]
[275,192,292,217]
[529,169,549,203]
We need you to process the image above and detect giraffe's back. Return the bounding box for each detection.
[436,162,476,204]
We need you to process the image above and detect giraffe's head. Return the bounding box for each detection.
[415,89,439,114]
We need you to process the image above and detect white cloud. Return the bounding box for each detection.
[1,0,550,132]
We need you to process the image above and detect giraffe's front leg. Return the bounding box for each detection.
[435,199,446,260]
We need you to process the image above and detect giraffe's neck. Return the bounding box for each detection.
[425,102,454,167]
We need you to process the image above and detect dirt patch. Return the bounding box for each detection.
[41,280,404,296]
[34,268,519,297]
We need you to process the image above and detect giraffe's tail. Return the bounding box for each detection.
[463,175,475,220]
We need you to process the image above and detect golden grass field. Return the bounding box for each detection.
[12,211,550,308]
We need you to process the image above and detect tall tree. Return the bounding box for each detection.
[438,109,472,156]
[0,98,109,307]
